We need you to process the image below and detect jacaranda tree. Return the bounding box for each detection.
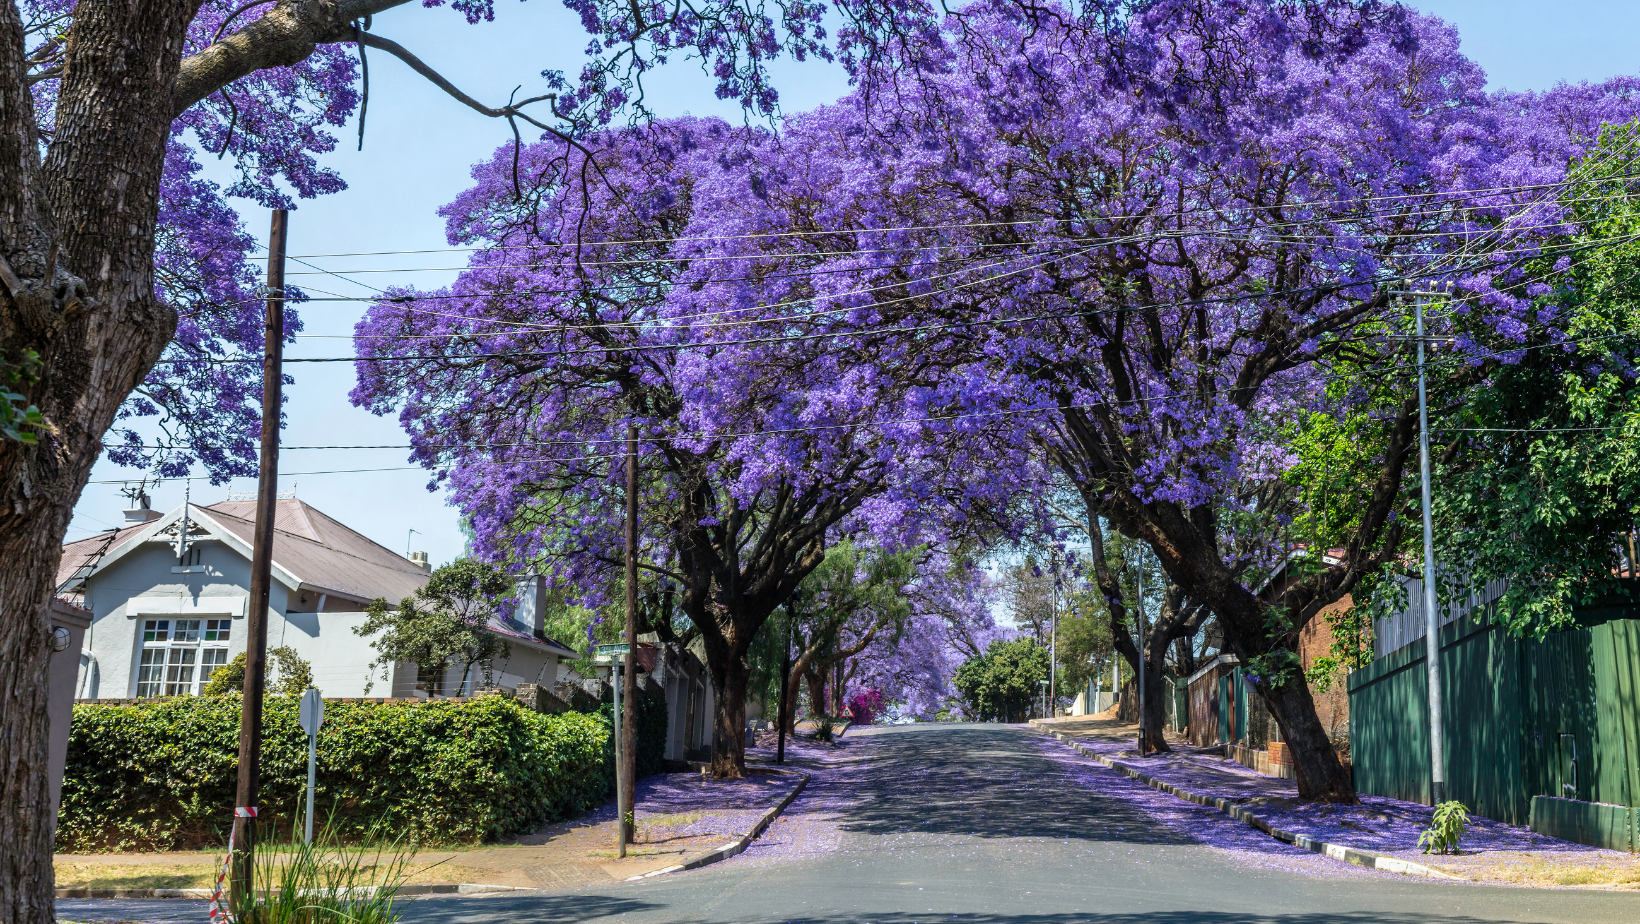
[766,1,1640,798]
[0,0,994,914]
[350,118,1027,776]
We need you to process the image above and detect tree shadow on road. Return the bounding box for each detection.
[815,725,1198,846]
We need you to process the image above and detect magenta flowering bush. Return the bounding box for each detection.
[845,688,885,725]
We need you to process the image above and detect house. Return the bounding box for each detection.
[639,632,716,763]
[60,493,575,700]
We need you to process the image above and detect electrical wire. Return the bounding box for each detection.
[244,171,1640,260]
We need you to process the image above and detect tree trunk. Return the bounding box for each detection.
[707,654,750,778]
[1139,640,1172,754]
[1256,672,1356,802]
[1,5,204,919]
[805,669,827,720]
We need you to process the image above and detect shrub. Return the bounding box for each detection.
[846,688,884,725]
[812,715,843,742]
[59,696,612,852]
[202,647,312,698]
[229,822,415,924]
[1418,801,1469,855]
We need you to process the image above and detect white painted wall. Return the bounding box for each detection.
[76,537,418,699]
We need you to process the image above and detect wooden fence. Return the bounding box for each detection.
[1348,602,1640,825]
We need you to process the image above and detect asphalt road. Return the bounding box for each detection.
[60,724,1640,924]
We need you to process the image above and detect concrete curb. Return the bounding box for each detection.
[626,770,811,881]
[1039,729,1463,881]
[53,883,532,899]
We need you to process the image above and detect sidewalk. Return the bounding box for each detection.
[1037,715,1640,889]
[55,769,806,895]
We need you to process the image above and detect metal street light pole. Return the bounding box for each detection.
[620,422,639,851]
[1414,289,1447,806]
[1136,546,1147,755]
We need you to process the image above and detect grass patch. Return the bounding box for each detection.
[55,863,217,890]
[1485,859,1640,888]
[638,811,706,829]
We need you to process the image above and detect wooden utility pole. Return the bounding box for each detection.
[231,208,287,905]
[620,422,639,850]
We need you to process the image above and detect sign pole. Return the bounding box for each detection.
[299,688,324,844]
[231,208,286,907]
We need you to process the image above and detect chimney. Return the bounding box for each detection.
[409,551,430,572]
[515,573,547,637]
[123,491,161,525]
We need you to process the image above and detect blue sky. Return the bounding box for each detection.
[67,0,1640,568]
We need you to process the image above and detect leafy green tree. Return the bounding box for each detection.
[1054,590,1116,696]
[357,559,513,696]
[779,540,919,728]
[953,638,1049,722]
[202,646,313,698]
[1425,124,1640,632]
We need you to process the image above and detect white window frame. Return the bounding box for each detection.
[135,617,233,697]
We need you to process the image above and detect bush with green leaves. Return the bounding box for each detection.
[59,695,618,852]
[1418,801,1469,855]
[201,646,313,698]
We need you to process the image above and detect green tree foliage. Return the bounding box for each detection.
[0,349,47,444]
[202,646,313,698]
[1428,124,1640,633]
[953,638,1049,722]
[1054,590,1116,695]
[357,559,512,695]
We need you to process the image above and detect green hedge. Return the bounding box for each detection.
[59,695,619,852]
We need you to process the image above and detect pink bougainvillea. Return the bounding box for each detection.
[846,688,886,725]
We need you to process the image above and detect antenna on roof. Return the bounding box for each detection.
[118,478,153,510]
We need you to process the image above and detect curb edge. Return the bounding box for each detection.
[1040,729,1462,881]
[626,771,811,881]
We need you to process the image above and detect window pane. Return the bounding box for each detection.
[137,649,166,697]
[165,648,197,696]
[205,619,231,642]
[174,620,201,643]
[143,619,169,643]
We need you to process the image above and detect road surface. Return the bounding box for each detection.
[60,724,1640,924]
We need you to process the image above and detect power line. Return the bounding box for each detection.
[148,225,1640,367]
[243,172,1640,260]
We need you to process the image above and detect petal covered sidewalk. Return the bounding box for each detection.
[1038,715,1640,889]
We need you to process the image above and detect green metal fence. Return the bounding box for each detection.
[1348,604,1640,825]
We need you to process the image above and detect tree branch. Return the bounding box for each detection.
[172,0,414,116]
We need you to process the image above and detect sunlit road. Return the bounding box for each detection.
[60,725,1640,924]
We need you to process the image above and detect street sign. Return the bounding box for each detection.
[298,687,323,844]
[298,688,325,735]
[594,643,631,657]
